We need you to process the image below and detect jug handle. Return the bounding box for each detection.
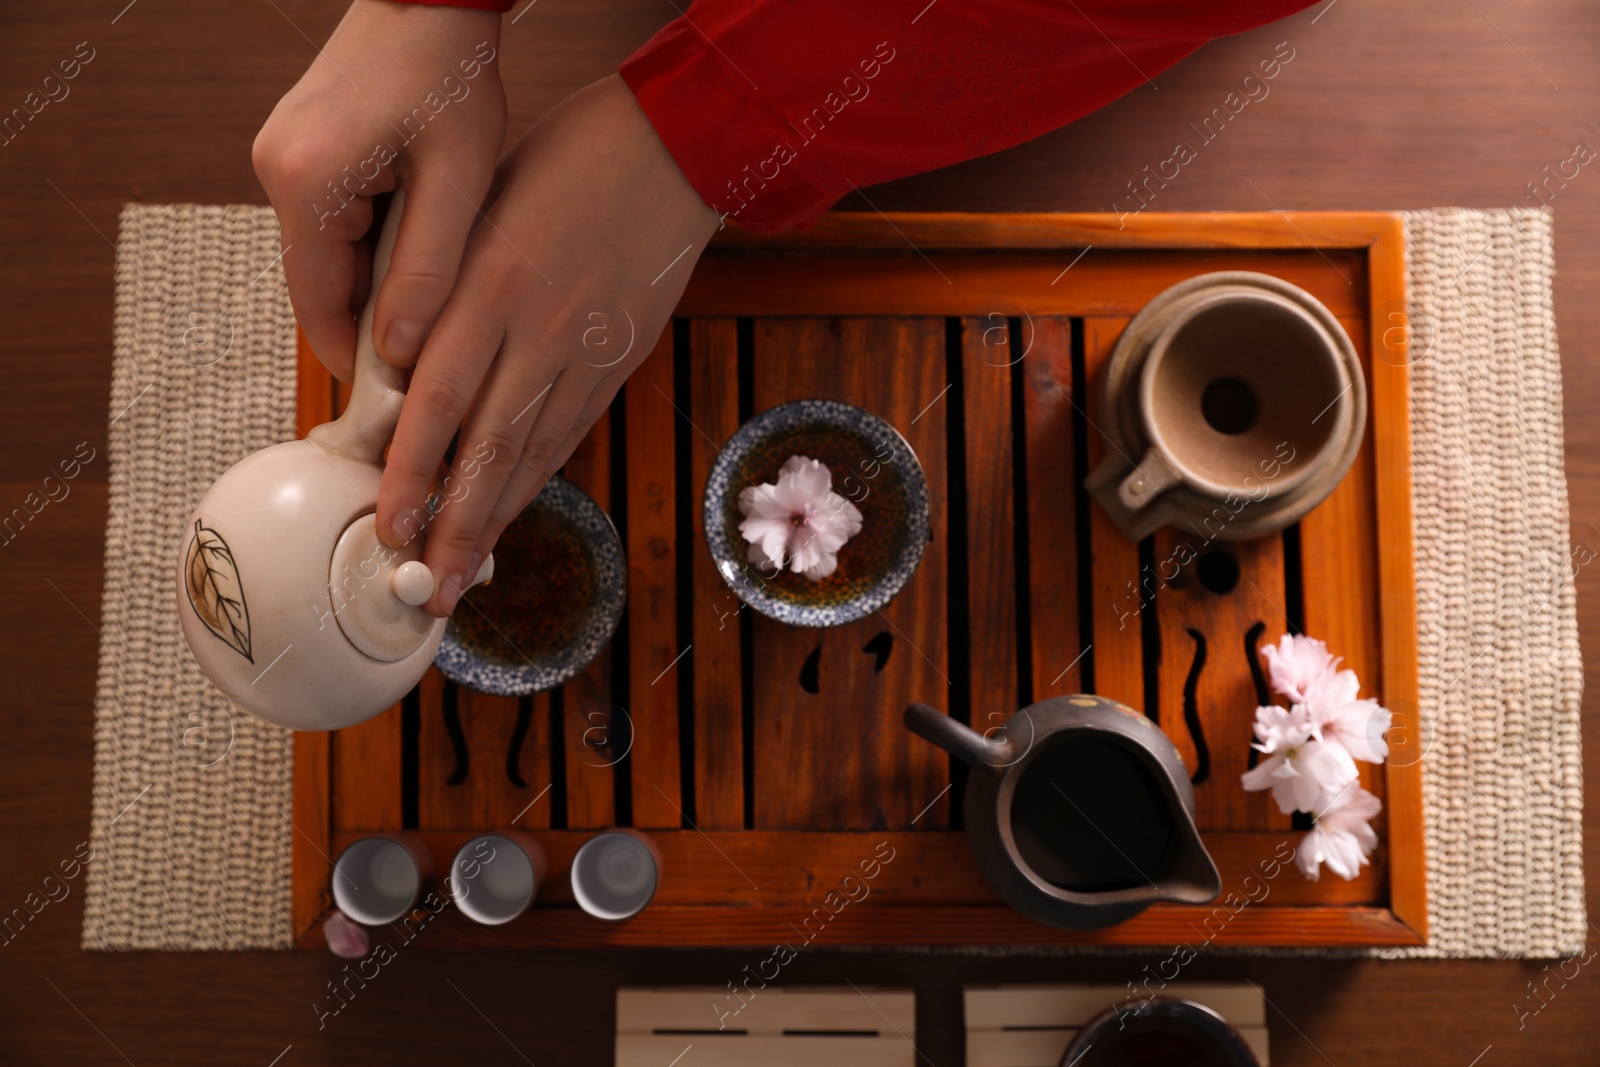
[905,703,1010,768]
[308,190,411,465]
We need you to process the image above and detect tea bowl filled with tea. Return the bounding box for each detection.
[704,398,929,627]
[433,476,625,695]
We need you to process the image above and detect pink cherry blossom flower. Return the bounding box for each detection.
[1260,633,1339,703]
[1294,784,1383,881]
[323,909,370,959]
[1303,667,1393,764]
[1239,703,1358,815]
[738,455,864,581]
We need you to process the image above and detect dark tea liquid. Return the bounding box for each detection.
[1008,735,1176,893]
[452,503,598,666]
[1074,1019,1244,1067]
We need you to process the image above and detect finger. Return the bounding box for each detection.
[263,163,377,381]
[377,299,505,550]
[422,366,593,616]
[372,166,492,368]
[471,380,618,565]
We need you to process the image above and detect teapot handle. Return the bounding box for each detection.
[308,190,411,464]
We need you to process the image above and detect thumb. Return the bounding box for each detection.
[372,168,489,367]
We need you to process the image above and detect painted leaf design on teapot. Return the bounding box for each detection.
[184,518,253,663]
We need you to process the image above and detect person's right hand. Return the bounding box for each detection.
[252,0,506,382]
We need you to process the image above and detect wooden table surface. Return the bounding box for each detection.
[2,2,1595,1064]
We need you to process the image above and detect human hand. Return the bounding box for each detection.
[376,74,719,616]
[252,0,506,381]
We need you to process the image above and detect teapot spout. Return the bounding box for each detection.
[904,703,1010,768]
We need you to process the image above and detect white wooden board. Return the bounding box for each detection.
[617,986,916,1067]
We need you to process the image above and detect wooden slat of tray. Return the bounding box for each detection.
[1081,318,1146,711]
[1016,317,1076,702]
[678,250,1369,319]
[1153,530,1290,830]
[290,211,1424,949]
[623,332,683,829]
[749,317,950,830]
[558,408,617,829]
[327,829,1375,909]
[687,319,745,830]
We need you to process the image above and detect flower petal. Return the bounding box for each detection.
[1240,754,1284,793]
[1262,633,1339,703]
[324,910,371,959]
[775,455,833,507]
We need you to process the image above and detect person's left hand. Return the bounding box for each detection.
[376,74,719,616]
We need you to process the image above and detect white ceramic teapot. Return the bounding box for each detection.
[178,192,491,731]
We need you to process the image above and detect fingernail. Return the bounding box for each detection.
[467,552,484,585]
[383,319,425,364]
[438,574,464,615]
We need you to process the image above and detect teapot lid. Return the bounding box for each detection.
[329,514,439,662]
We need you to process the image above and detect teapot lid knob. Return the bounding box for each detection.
[392,560,434,607]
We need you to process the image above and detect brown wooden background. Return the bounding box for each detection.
[3,1,1597,1064]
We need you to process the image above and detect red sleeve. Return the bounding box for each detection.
[621,1,1315,232]
[389,0,514,10]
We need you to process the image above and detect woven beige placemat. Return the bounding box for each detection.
[1399,206,1584,958]
[81,205,298,950]
[82,206,1583,955]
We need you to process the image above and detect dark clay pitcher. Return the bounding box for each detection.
[906,696,1221,929]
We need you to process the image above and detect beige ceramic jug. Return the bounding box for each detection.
[178,192,490,731]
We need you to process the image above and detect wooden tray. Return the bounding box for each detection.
[290,212,1425,949]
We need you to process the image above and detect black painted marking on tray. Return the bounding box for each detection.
[506,698,532,788]
[1182,627,1211,785]
[799,644,822,694]
[441,682,469,786]
[1244,620,1270,770]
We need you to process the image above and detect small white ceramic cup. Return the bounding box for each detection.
[331,833,431,926]
[571,829,661,921]
[449,832,547,925]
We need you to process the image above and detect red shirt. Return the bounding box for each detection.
[399,0,1315,232]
